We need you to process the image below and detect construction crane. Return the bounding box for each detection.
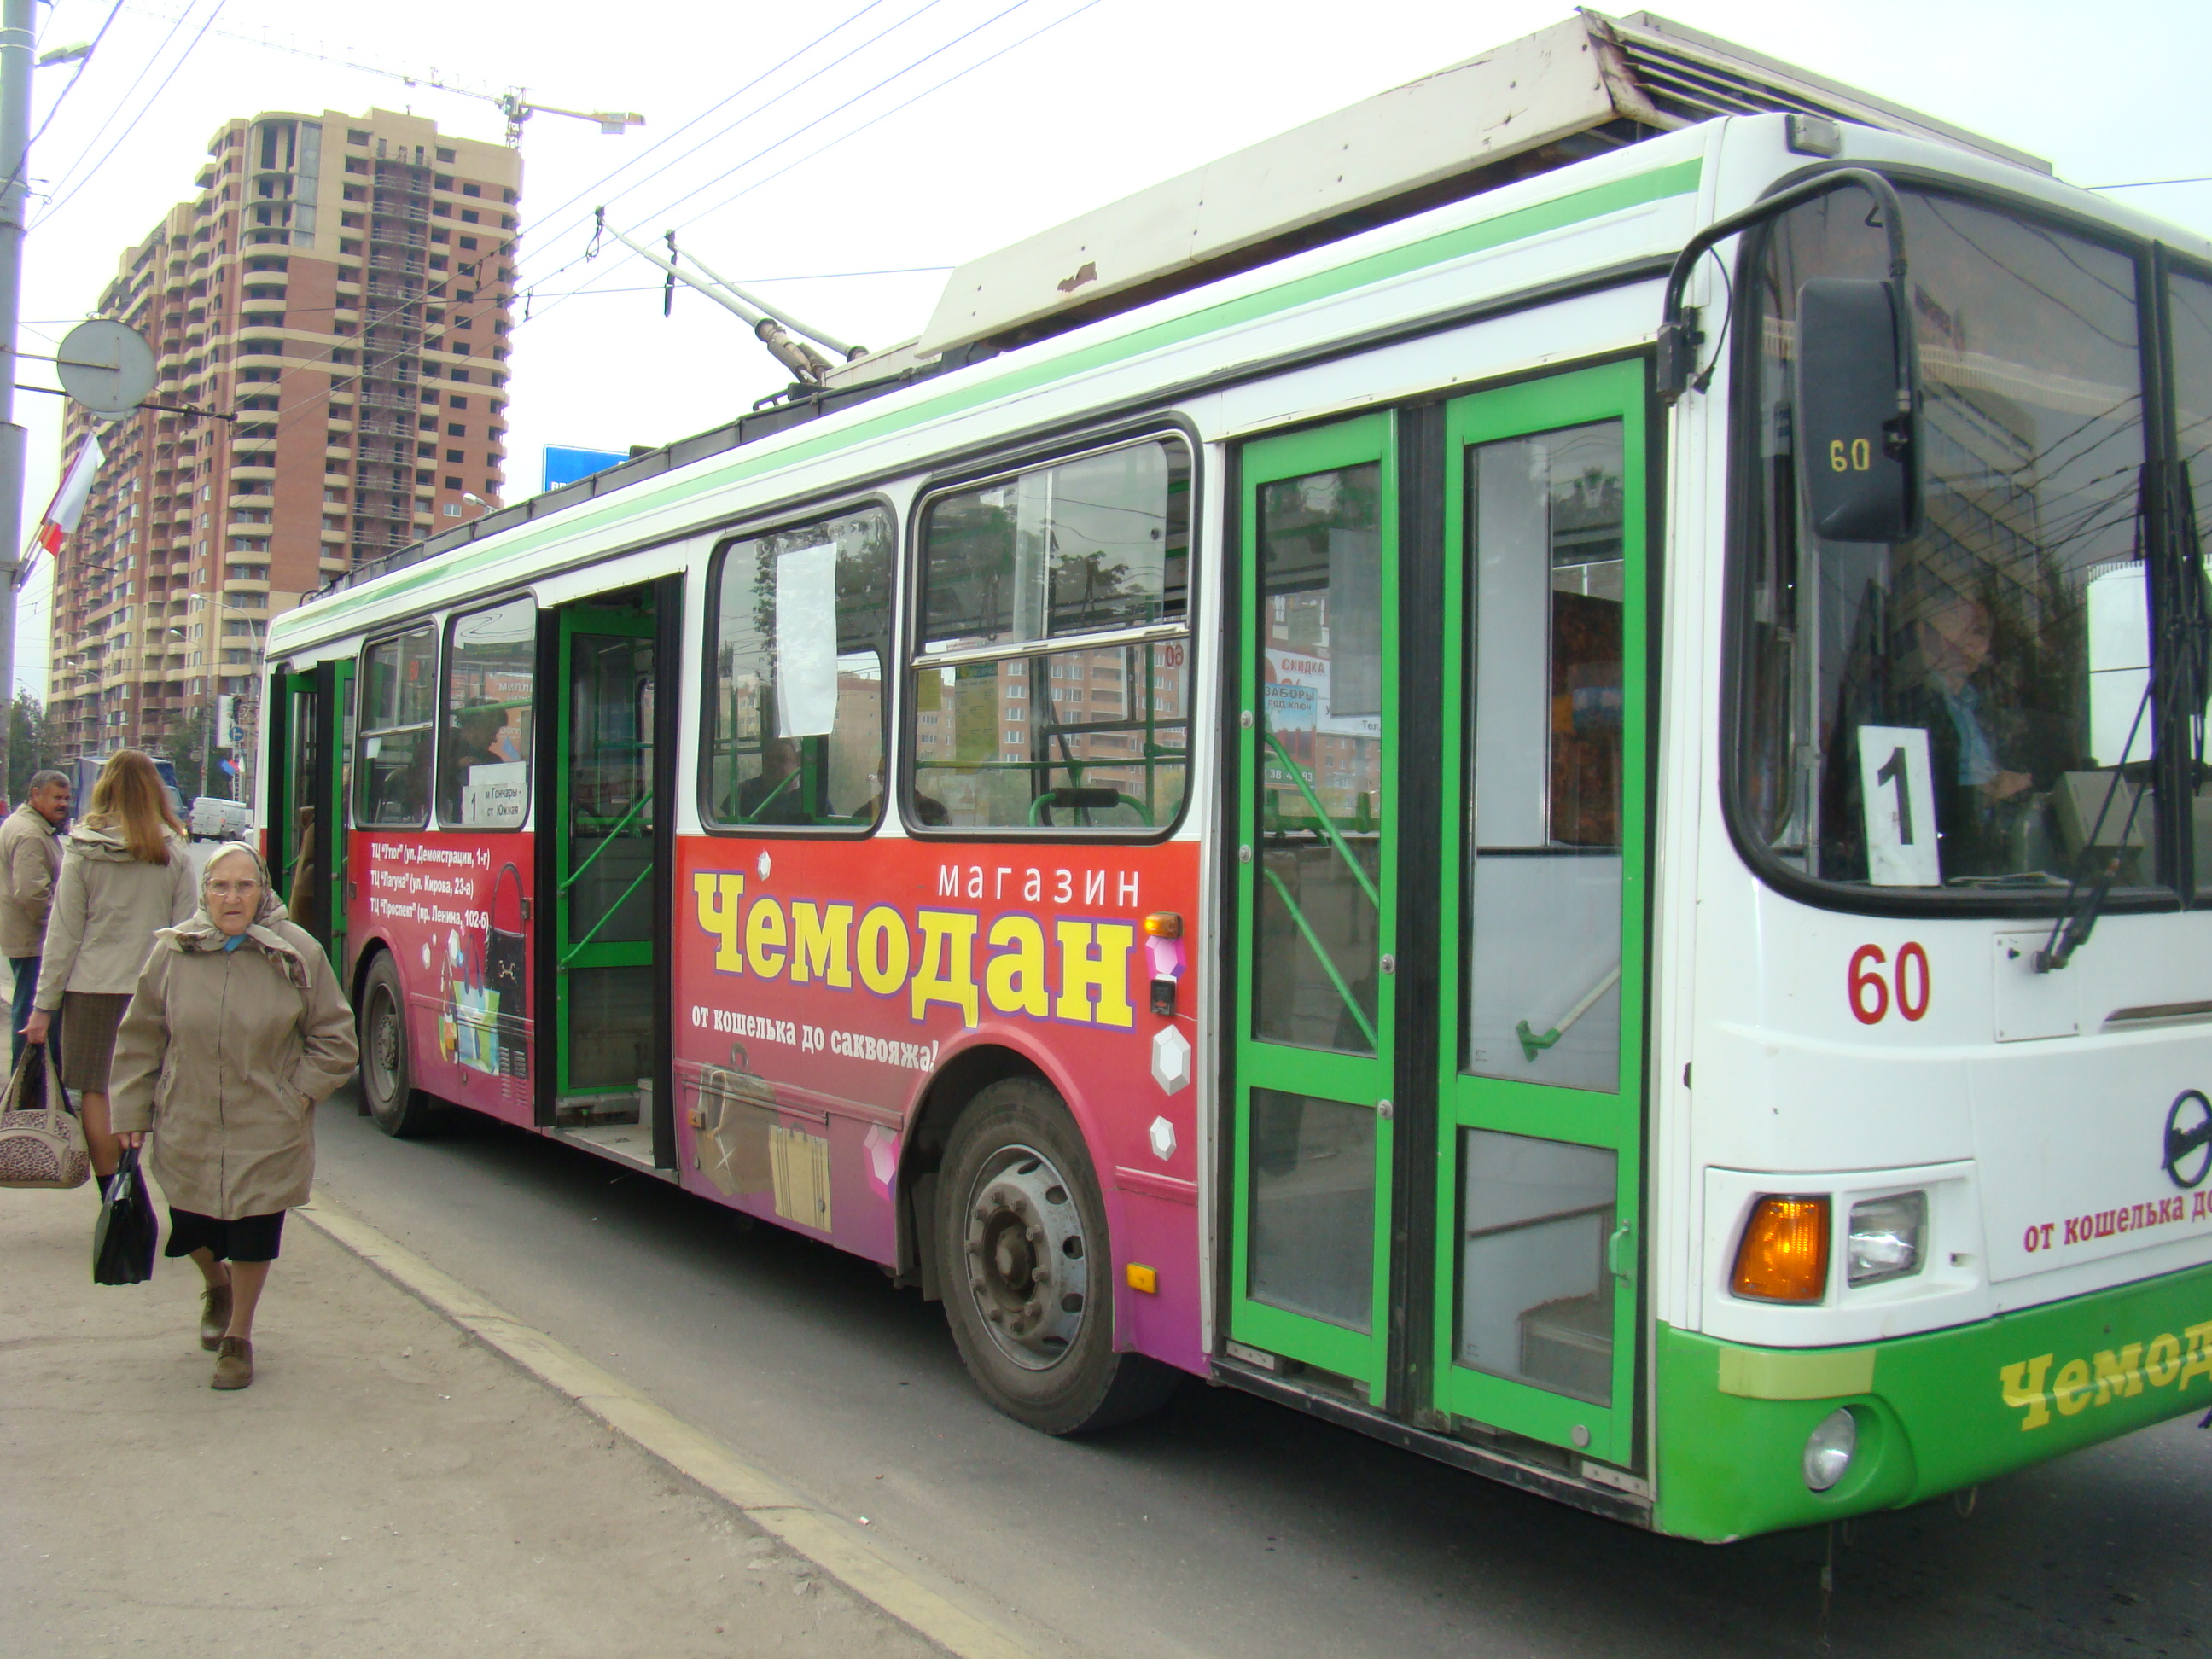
[121,9,643,145]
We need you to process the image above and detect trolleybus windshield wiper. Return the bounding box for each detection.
[2037,470,2209,971]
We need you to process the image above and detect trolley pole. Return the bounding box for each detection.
[0,0,33,800]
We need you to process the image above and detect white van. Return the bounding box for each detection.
[189,795,253,841]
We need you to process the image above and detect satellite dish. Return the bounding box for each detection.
[55,318,156,417]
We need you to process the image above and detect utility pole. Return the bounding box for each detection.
[0,0,32,799]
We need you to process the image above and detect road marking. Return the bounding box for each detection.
[300,1190,1040,1659]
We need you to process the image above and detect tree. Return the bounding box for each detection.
[167,703,211,802]
[7,692,55,802]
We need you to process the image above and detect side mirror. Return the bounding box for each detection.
[1794,277,1918,543]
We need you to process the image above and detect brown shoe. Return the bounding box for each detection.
[211,1336,253,1390]
[199,1284,232,1352]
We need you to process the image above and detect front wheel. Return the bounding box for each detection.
[358,952,441,1138]
[936,1078,1179,1435]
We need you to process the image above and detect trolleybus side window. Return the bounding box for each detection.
[438,596,536,829]
[704,505,892,830]
[911,435,1191,832]
[356,624,438,827]
[1732,189,2151,896]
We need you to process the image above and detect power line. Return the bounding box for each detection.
[516,0,895,259]
[516,0,954,282]
[2089,176,2212,190]
[32,0,199,214]
[3,0,127,195]
[36,0,228,230]
[531,0,1103,332]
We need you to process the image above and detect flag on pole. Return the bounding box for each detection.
[19,437,104,589]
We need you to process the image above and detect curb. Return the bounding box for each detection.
[299,1190,1040,1659]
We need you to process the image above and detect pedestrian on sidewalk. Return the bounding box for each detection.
[20,752,195,1189]
[109,843,357,1390]
[1,769,70,1070]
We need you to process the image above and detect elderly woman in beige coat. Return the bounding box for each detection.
[110,843,357,1390]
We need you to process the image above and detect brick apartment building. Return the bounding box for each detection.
[48,107,521,766]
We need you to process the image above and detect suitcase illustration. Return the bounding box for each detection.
[689,1043,777,1197]
[486,862,529,1081]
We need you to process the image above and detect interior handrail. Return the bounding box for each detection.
[559,787,654,894]
[562,860,654,965]
[1260,863,1378,1051]
[1516,963,1623,1061]
[1263,727,1380,911]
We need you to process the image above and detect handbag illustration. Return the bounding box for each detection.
[0,1042,89,1190]
[486,861,530,1080]
[690,1043,777,1197]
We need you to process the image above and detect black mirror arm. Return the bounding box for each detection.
[1657,167,1912,408]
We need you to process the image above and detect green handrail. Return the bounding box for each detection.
[1027,788,1152,826]
[559,787,653,895]
[1263,727,1380,911]
[561,860,653,966]
[1260,863,1377,1051]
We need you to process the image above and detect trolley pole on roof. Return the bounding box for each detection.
[0,0,33,795]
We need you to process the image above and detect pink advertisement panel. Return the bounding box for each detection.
[350,829,536,1127]
[676,834,1204,1373]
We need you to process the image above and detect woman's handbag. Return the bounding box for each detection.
[0,1042,89,1190]
[92,1146,158,1285]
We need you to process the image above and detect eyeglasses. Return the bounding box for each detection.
[207,881,263,899]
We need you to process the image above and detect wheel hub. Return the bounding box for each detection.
[963,1144,1087,1371]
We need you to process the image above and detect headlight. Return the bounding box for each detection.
[1847,1191,1926,1286]
[1802,1407,1857,1492]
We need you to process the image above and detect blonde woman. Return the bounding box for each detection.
[110,844,357,1389]
[20,751,195,1187]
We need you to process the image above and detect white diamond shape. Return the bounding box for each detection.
[756,851,772,880]
[1150,1025,1191,1095]
[1149,1115,1177,1161]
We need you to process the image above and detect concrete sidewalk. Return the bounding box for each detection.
[0,1181,940,1658]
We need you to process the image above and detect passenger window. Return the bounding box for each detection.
[705,505,892,829]
[911,436,1191,830]
[439,597,535,828]
[355,626,438,826]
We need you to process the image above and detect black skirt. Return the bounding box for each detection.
[164,1207,285,1263]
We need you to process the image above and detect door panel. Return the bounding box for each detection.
[554,606,657,1109]
[1225,364,1650,1464]
[1231,415,1397,1391]
[1435,362,1648,1465]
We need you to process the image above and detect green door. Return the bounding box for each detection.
[271,659,351,967]
[1229,413,1399,1396]
[1227,364,1650,1466]
[1431,361,1648,1466]
[553,604,657,1111]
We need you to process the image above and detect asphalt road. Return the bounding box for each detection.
[309,1095,2211,1659]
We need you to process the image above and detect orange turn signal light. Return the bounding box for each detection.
[1731,1196,1831,1302]
[1143,911,1183,939]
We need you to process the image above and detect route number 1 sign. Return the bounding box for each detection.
[1857,725,1940,887]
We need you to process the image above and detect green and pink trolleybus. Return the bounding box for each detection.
[255,11,2212,1541]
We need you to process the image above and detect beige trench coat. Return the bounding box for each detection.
[108,905,358,1219]
[33,824,197,1007]
[0,801,60,958]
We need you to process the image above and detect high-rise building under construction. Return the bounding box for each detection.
[48,107,521,764]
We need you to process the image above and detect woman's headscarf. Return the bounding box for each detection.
[201,841,282,925]
[170,842,308,984]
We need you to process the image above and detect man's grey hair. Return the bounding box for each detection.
[25,770,65,793]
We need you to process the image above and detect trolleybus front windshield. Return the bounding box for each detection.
[1731,187,2173,899]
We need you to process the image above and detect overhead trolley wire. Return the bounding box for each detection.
[3,0,126,195]
[515,0,899,262]
[527,0,1096,330]
[36,0,227,230]
[514,0,958,288]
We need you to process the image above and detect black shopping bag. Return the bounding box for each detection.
[92,1146,158,1285]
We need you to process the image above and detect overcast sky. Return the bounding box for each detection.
[13,0,2211,698]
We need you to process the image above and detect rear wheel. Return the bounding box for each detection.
[358,952,440,1138]
[936,1077,1179,1435]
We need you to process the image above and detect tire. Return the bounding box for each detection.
[936,1077,1180,1435]
[358,952,441,1138]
